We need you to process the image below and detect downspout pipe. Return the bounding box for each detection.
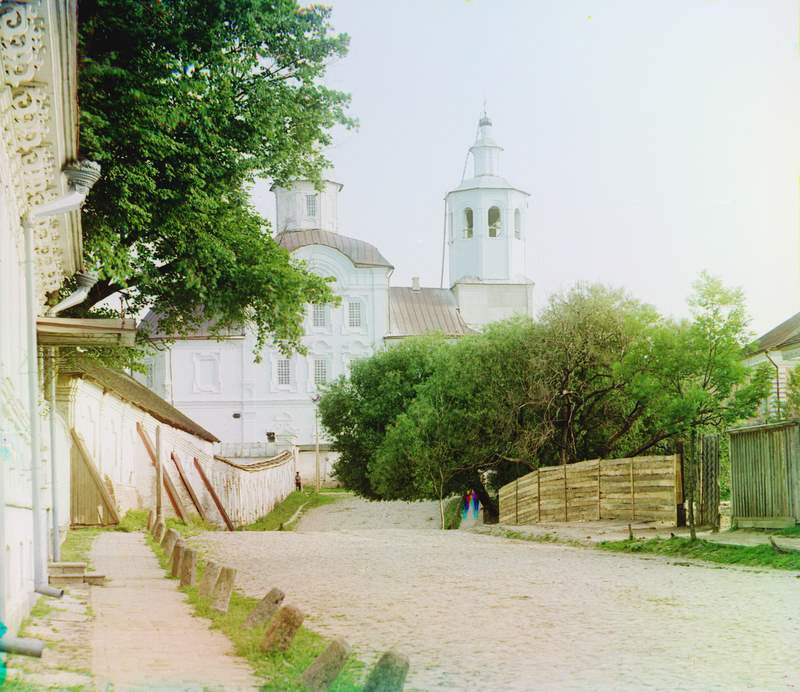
[764,350,782,419]
[20,160,100,600]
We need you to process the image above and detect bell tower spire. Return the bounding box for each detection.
[445,111,530,286]
[469,110,503,177]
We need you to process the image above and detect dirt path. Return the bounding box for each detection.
[297,494,441,531]
[198,498,800,690]
[90,532,257,690]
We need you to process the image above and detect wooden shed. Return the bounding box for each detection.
[729,420,800,528]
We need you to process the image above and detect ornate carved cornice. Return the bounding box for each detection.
[0,0,80,307]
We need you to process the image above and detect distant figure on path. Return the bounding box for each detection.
[295,472,302,491]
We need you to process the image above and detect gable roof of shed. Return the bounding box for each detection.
[388,287,474,338]
[753,311,800,353]
[62,360,219,443]
[276,229,393,269]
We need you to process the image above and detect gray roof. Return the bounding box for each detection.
[277,229,393,269]
[61,360,219,443]
[388,287,474,338]
[139,311,245,341]
[753,311,800,353]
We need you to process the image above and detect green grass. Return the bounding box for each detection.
[599,536,800,571]
[144,533,364,689]
[59,527,104,567]
[241,490,343,531]
[443,496,462,530]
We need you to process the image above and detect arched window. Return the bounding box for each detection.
[488,206,501,237]
[514,208,521,239]
[464,208,473,239]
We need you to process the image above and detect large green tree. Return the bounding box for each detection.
[318,336,446,499]
[75,0,353,352]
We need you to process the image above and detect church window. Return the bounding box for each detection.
[448,212,453,241]
[514,209,521,239]
[314,359,329,386]
[312,303,327,328]
[276,358,291,386]
[488,207,501,237]
[348,301,362,328]
[464,208,473,238]
[306,194,318,217]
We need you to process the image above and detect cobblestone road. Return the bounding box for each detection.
[199,497,800,691]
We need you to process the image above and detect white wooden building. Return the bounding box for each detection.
[142,112,536,484]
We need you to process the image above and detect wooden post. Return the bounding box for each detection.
[193,457,235,531]
[536,469,541,522]
[171,451,208,521]
[563,465,568,522]
[155,425,163,523]
[597,459,602,521]
[630,457,635,521]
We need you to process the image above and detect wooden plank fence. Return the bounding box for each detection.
[499,455,681,526]
[730,421,800,528]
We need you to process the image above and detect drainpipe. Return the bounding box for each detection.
[44,272,97,562]
[764,351,782,419]
[21,160,101,599]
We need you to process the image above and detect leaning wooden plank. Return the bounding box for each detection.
[70,428,120,525]
[135,422,188,522]
[193,457,235,531]
[171,451,209,521]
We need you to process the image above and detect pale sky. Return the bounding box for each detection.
[251,0,800,337]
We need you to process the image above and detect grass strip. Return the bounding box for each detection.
[144,532,364,690]
[242,489,344,531]
[598,535,800,571]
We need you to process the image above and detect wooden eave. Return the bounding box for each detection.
[37,317,137,346]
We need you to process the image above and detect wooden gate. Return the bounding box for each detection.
[729,421,800,528]
[697,434,721,529]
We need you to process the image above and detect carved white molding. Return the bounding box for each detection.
[0,0,69,306]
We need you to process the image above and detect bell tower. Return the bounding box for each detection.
[446,112,534,330]
[446,112,530,285]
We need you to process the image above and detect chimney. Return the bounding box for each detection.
[411,276,421,291]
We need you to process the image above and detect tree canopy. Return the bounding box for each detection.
[75,0,353,353]
[319,275,771,527]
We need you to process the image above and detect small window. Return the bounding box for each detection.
[464,208,473,239]
[448,212,453,241]
[348,301,362,328]
[276,358,291,386]
[312,303,327,328]
[314,359,328,386]
[488,206,501,237]
[306,194,317,217]
[514,208,521,239]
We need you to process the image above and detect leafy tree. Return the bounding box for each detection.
[318,336,446,498]
[523,284,663,466]
[628,273,771,537]
[371,319,539,524]
[786,367,800,418]
[74,0,353,353]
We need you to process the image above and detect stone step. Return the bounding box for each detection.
[48,562,87,577]
[84,573,106,586]
[49,572,107,587]
[49,574,85,586]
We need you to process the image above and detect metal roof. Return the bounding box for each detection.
[139,311,245,341]
[388,287,474,338]
[61,360,220,443]
[753,311,800,353]
[277,229,393,269]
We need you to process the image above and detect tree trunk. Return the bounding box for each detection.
[438,494,445,530]
[474,481,498,524]
[687,432,697,541]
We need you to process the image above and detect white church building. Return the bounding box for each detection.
[141,113,534,483]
